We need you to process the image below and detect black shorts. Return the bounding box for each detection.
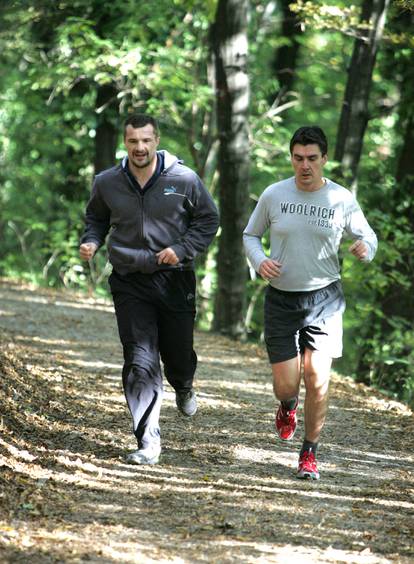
[264,280,346,364]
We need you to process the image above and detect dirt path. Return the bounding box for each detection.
[0,278,413,564]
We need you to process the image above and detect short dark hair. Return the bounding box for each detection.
[123,114,160,138]
[289,126,328,156]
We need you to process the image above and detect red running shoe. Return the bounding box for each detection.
[275,401,298,441]
[297,450,320,480]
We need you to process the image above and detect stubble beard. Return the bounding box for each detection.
[132,154,151,169]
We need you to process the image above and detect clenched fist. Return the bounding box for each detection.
[349,240,368,261]
[156,247,179,265]
[259,259,282,280]
[79,242,98,261]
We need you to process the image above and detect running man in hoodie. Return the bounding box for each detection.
[80,114,219,464]
[243,126,377,480]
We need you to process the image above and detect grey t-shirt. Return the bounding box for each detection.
[243,176,377,292]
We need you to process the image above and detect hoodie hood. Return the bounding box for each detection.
[160,150,181,171]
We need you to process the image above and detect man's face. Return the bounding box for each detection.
[124,124,160,170]
[290,143,327,191]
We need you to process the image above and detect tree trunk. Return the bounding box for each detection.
[94,83,119,174]
[396,108,414,189]
[211,0,250,337]
[383,45,414,318]
[269,0,303,104]
[334,0,390,193]
[355,14,413,384]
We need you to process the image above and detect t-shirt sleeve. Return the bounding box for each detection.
[344,196,378,262]
[243,192,271,272]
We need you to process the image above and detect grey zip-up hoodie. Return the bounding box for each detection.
[80,150,219,275]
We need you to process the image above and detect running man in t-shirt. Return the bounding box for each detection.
[243,126,377,479]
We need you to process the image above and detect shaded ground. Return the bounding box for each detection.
[0,278,413,564]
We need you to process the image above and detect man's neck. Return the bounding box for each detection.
[129,156,158,188]
[295,177,326,192]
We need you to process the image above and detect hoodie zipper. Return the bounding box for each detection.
[139,171,168,243]
[139,190,145,242]
[122,162,172,244]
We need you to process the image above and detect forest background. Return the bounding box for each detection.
[0,0,413,405]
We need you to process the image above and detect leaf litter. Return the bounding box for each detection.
[0,278,413,563]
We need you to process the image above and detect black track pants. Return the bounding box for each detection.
[109,269,197,448]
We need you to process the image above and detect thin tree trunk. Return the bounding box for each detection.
[355,16,413,382]
[382,46,414,318]
[334,0,390,194]
[396,113,414,186]
[211,0,250,337]
[94,83,119,174]
[269,0,303,104]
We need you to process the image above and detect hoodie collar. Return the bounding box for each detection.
[122,152,164,192]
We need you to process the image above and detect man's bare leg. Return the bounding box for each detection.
[271,355,301,440]
[271,355,301,401]
[302,348,332,443]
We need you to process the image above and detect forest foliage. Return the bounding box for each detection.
[0,0,413,405]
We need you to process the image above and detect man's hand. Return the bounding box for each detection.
[259,259,282,280]
[79,242,98,261]
[349,240,368,261]
[156,247,179,265]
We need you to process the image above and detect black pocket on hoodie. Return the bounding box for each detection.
[109,245,158,274]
